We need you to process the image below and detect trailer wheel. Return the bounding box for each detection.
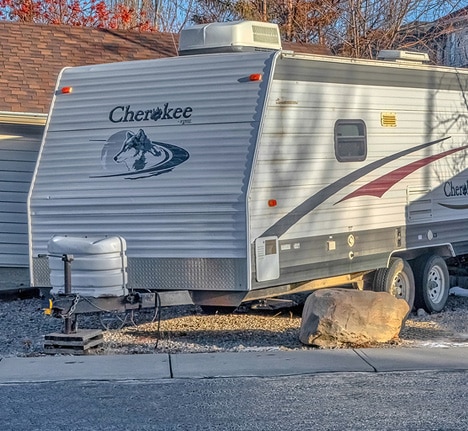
[373,258,415,310]
[412,255,449,313]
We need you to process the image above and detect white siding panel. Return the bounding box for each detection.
[30,52,275,259]
[0,125,43,267]
[249,55,468,242]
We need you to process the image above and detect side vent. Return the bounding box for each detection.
[407,187,433,221]
[252,24,280,45]
[381,112,397,127]
[178,20,282,55]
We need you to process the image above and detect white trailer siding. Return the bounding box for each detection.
[248,54,468,286]
[29,52,275,290]
[0,122,44,267]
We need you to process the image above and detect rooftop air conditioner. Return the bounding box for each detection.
[178,21,282,55]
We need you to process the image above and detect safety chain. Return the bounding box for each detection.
[62,294,80,319]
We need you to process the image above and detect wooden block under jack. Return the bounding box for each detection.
[44,329,104,355]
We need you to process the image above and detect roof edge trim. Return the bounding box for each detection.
[0,112,48,125]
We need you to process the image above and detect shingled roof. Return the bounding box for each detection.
[0,21,330,115]
[0,21,179,114]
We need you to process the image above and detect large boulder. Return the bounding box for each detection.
[299,288,410,348]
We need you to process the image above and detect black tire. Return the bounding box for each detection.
[412,254,449,313]
[373,258,415,310]
[373,268,387,292]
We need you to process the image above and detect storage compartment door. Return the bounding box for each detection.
[255,236,279,282]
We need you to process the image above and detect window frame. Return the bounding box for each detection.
[334,119,367,162]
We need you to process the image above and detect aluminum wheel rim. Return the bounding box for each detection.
[427,265,445,304]
[391,272,410,300]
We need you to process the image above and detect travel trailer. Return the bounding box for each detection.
[28,21,468,313]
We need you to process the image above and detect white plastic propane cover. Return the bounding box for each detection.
[47,235,128,298]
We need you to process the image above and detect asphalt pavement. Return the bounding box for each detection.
[1,347,468,383]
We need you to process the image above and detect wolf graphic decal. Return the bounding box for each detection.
[92,129,190,179]
[113,129,163,171]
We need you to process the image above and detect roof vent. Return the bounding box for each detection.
[377,50,430,64]
[178,21,282,55]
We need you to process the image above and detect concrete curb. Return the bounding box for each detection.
[170,349,374,378]
[1,347,468,383]
[0,354,170,383]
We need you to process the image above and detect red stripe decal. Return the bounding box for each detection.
[337,145,468,204]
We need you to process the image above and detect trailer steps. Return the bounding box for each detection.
[44,329,103,355]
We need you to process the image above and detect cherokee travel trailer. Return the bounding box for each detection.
[28,20,468,313]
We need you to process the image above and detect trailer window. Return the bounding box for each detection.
[334,120,367,162]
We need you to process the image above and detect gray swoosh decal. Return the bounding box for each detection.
[438,203,468,210]
[261,136,450,238]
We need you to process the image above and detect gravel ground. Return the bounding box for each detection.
[1,290,468,357]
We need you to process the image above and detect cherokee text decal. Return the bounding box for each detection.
[439,179,468,210]
[444,180,468,197]
[109,104,193,124]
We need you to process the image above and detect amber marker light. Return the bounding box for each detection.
[249,73,262,81]
[268,199,277,207]
[61,86,73,94]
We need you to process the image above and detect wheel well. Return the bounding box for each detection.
[390,245,454,264]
